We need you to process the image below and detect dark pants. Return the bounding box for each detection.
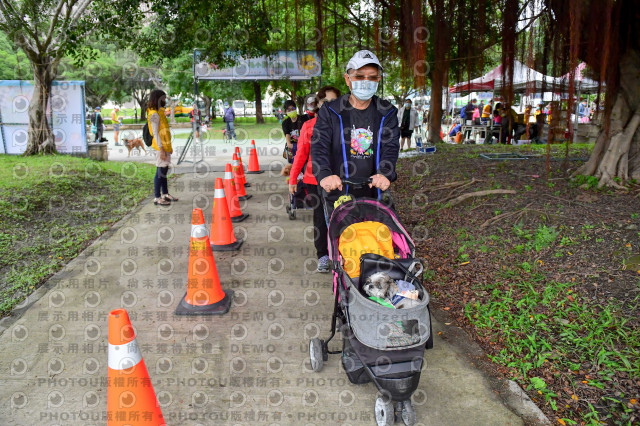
[94,128,103,142]
[307,184,329,258]
[154,166,169,198]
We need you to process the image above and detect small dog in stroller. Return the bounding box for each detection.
[363,272,421,309]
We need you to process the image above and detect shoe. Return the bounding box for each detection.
[154,198,170,205]
[163,194,179,202]
[316,255,330,273]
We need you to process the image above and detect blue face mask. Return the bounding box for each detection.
[350,80,378,101]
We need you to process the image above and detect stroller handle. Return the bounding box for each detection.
[320,176,385,198]
[342,177,373,189]
[320,176,393,213]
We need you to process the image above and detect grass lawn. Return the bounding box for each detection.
[174,117,283,141]
[395,143,640,425]
[0,155,156,317]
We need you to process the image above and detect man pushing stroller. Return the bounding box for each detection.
[311,49,399,205]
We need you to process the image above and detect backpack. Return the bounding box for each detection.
[142,122,153,147]
[223,107,234,122]
[90,113,99,134]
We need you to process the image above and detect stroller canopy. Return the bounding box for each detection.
[328,198,416,260]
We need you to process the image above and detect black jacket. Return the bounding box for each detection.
[310,94,400,185]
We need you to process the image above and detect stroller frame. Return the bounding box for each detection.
[309,180,433,426]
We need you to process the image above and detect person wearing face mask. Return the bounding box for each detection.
[311,49,399,207]
[304,94,317,118]
[397,98,419,151]
[147,89,178,206]
[289,86,342,273]
[281,99,310,163]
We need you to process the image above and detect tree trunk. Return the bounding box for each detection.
[134,94,148,122]
[24,59,57,155]
[254,81,264,124]
[428,79,444,143]
[201,95,212,122]
[573,48,640,187]
[427,0,448,144]
[292,81,299,112]
[168,98,176,124]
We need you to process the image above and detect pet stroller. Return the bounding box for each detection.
[309,178,433,426]
[285,175,314,220]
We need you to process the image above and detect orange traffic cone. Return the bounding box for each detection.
[232,154,252,201]
[210,178,243,251]
[107,309,165,425]
[246,140,264,174]
[234,148,250,188]
[175,208,234,314]
[224,163,248,222]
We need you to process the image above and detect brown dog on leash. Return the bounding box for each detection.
[123,138,147,156]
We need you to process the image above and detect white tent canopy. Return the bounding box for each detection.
[450,60,559,94]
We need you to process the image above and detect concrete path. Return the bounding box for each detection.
[0,143,530,425]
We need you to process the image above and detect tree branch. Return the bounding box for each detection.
[44,0,69,49]
[51,0,91,51]
[0,0,39,44]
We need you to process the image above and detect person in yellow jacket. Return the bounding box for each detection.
[482,98,493,120]
[147,89,178,206]
[111,107,122,146]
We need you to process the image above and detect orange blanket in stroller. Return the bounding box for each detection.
[338,221,395,278]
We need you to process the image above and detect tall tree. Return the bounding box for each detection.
[60,44,131,108]
[550,0,640,187]
[0,0,142,154]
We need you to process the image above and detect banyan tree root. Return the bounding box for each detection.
[444,189,517,208]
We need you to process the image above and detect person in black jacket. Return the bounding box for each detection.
[92,106,104,142]
[310,50,399,203]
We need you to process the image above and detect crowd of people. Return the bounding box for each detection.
[120,49,601,258]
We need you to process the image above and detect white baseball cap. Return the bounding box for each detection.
[346,50,383,73]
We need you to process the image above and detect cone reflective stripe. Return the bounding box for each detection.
[107,309,165,425]
[232,155,252,201]
[224,164,248,222]
[210,178,243,251]
[234,149,250,188]
[175,208,233,315]
[246,140,264,174]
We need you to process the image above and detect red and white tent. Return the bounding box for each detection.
[449,60,558,94]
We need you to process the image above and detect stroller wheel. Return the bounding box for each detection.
[374,395,394,426]
[309,338,324,372]
[401,399,417,426]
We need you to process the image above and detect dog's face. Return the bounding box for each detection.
[363,272,397,299]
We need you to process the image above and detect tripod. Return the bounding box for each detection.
[176,122,205,165]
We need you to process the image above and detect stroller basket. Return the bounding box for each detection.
[344,274,431,351]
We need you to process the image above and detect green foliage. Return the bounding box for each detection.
[0,32,31,80]
[572,174,600,190]
[465,279,640,422]
[513,224,559,252]
[0,155,155,315]
[61,43,133,108]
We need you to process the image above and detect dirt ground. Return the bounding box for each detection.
[394,144,640,425]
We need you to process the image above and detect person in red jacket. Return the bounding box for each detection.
[289,85,342,273]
